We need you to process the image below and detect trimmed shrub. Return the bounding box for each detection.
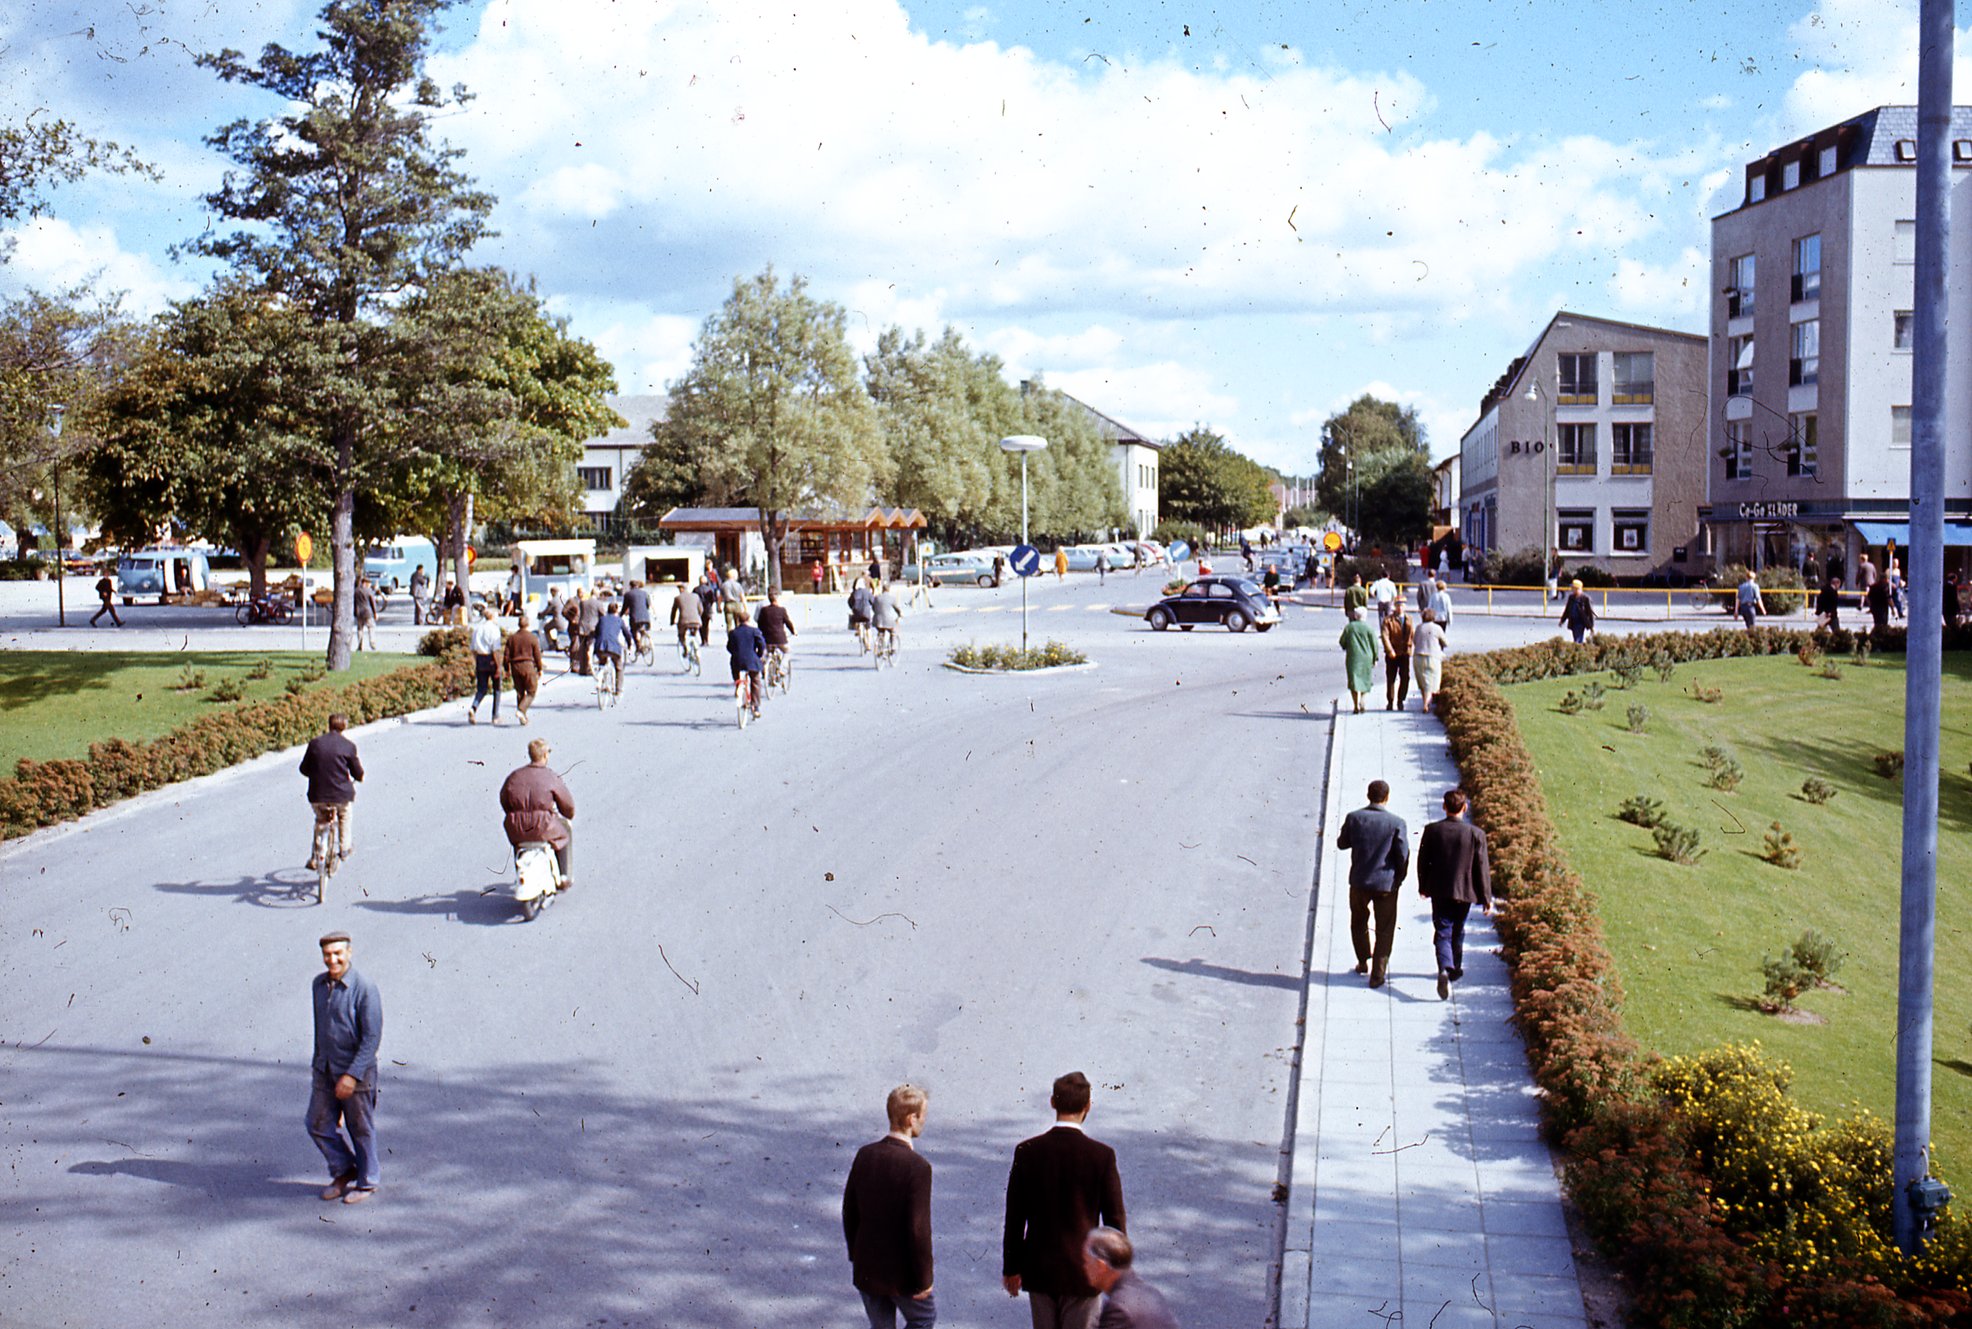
[1654,821,1706,865]
[1761,952,1815,1011]
[1618,793,1667,828]
[173,666,207,693]
[1792,930,1843,987]
[949,640,1087,671]
[1557,690,1584,715]
[1709,759,1746,793]
[1581,679,1608,710]
[1612,661,1645,690]
[1875,751,1905,781]
[1690,682,1724,704]
[1652,652,1677,684]
[1802,776,1838,805]
[1819,663,1845,681]
[1626,703,1651,734]
[1761,821,1803,870]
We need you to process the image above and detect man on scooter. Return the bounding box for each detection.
[499,738,576,891]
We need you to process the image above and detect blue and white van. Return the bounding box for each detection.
[117,548,213,603]
[363,537,438,592]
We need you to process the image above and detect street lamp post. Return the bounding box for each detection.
[1000,434,1048,651]
[1523,378,1555,603]
[49,403,67,627]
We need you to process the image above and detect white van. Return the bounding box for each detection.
[117,548,213,604]
[363,536,438,592]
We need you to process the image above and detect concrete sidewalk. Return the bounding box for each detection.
[1278,703,1591,1329]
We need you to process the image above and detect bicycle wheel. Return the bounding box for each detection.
[596,661,611,710]
[235,602,253,627]
[316,818,336,904]
[735,680,749,729]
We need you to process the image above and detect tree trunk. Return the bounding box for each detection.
[327,482,355,670]
[244,533,271,600]
[760,510,785,593]
[447,490,471,591]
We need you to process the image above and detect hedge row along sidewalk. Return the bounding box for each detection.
[0,637,473,841]
[1439,623,1972,1329]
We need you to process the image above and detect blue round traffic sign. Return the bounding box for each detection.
[1010,544,1041,577]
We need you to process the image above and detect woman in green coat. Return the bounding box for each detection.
[1338,605,1379,713]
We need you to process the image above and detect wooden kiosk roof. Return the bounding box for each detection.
[659,506,927,532]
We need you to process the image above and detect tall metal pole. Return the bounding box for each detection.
[1893,0,1953,1255]
[49,405,66,627]
[1020,451,1030,652]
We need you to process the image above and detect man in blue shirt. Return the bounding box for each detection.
[728,614,767,718]
[1336,780,1411,989]
[309,931,383,1204]
[594,599,628,695]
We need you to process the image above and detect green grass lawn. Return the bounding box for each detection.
[0,651,415,771]
[1508,652,1972,1182]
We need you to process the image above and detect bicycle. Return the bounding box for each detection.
[734,671,762,728]
[309,807,344,904]
[235,593,295,626]
[631,624,655,669]
[680,633,702,677]
[874,628,898,669]
[595,653,619,709]
[1686,578,1715,611]
[853,619,872,655]
[765,645,792,695]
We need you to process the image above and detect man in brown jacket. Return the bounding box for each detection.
[499,738,575,890]
[1416,788,1493,1000]
[503,613,545,725]
[1379,604,1414,711]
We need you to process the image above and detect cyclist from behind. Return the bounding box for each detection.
[727,611,767,719]
[670,579,703,658]
[871,580,904,654]
[300,713,363,872]
[847,576,876,653]
[622,579,653,656]
[756,588,796,672]
[593,599,627,696]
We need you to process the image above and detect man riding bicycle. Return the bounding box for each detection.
[756,588,796,678]
[870,581,903,655]
[593,599,628,696]
[500,737,576,891]
[300,713,364,871]
[847,576,876,653]
[670,580,703,657]
[622,579,653,656]
[727,611,768,719]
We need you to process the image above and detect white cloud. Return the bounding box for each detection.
[1046,362,1238,441]
[1608,246,1708,319]
[1780,0,1972,135]
[0,217,197,313]
[551,302,701,396]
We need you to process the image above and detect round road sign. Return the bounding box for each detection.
[1010,544,1041,577]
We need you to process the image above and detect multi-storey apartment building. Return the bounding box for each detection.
[1706,105,1972,576]
[1458,312,1707,581]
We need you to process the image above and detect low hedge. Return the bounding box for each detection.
[0,644,474,840]
[1440,628,1972,1327]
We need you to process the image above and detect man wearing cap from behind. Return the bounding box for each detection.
[308,931,382,1204]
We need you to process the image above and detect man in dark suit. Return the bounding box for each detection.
[1337,779,1410,988]
[1083,1228,1179,1329]
[1417,788,1494,1000]
[1003,1071,1127,1329]
[843,1084,935,1328]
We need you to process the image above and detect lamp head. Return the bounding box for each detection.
[49,403,66,436]
[1522,382,1541,403]
[999,434,1048,454]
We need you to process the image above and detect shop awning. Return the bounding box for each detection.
[1854,520,1972,547]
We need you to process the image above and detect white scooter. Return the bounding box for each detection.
[513,841,564,922]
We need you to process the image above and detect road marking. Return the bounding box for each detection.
[1085,603,1107,610]
[1047,604,1072,612]
[975,606,1004,614]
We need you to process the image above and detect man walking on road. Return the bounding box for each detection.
[842,1084,936,1329]
[503,612,544,724]
[1337,779,1410,988]
[299,713,363,871]
[1003,1071,1127,1329]
[1735,570,1766,630]
[90,573,122,627]
[308,931,382,1205]
[1417,788,1494,1000]
[1082,1228,1179,1329]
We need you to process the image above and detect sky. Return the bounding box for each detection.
[3,0,1965,473]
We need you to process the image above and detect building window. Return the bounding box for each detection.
[1790,319,1819,387]
[578,466,612,491]
[1612,509,1650,554]
[1895,311,1914,350]
[1557,509,1595,554]
[1611,352,1654,404]
[1781,159,1801,190]
[1749,173,1767,204]
[1892,405,1912,449]
[1895,220,1917,264]
[1727,254,1756,317]
[1791,234,1821,302]
[1557,353,1597,404]
[1724,422,1753,480]
[1788,413,1818,478]
[1820,144,1839,176]
[1611,423,1653,474]
[1728,334,1755,396]
[1556,423,1597,474]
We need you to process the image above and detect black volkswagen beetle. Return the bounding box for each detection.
[1144,575,1282,633]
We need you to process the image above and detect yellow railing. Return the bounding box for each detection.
[1310,582,1840,621]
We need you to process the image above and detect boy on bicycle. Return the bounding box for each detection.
[594,600,628,695]
[871,581,903,653]
[670,581,703,657]
[756,589,795,677]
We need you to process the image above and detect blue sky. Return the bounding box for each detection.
[1,0,1957,471]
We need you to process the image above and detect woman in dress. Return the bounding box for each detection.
[1412,608,1449,713]
[1338,606,1379,714]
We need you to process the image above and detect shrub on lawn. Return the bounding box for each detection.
[207,675,247,703]
[1798,641,1823,668]
[173,666,207,693]
[1802,776,1838,805]
[245,658,273,680]
[1690,682,1724,704]
[1652,652,1677,684]
[1626,703,1651,733]
[1618,793,1667,828]
[1792,930,1843,988]
[1612,661,1644,690]
[1819,662,1845,681]
[1875,751,1905,781]
[1709,759,1746,793]
[1654,822,1706,865]
[1557,690,1585,715]
[1581,679,1607,710]
[1761,821,1803,870]
[0,653,473,839]
[948,640,1087,671]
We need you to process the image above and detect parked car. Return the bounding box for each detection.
[924,553,997,587]
[1050,545,1102,572]
[1144,576,1281,633]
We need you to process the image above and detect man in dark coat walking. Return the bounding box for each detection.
[1337,779,1410,988]
[1082,1228,1179,1329]
[843,1084,936,1328]
[1003,1071,1127,1329]
[1417,788,1494,999]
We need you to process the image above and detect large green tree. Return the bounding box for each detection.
[864,325,1006,538]
[619,416,719,525]
[0,113,153,260]
[188,0,492,668]
[377,267,622,589]
[84,285,335,596]
[664,268,887,589]
[1159,426,1275,533]
[0,287,136,554]
[1315,395,1426,522]
[1014,381,1129,542]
